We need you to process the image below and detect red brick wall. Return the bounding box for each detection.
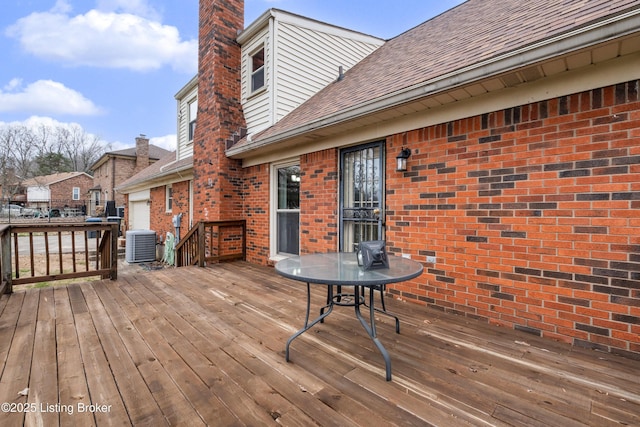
[94,157,138,208]
[300,149,339,254]
[243,164,270,264]
[383,80,640,357]
[49,174,93,208]
[193,0,245,222]
[149,181,190,242]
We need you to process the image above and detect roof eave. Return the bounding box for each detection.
[116,164,194,194]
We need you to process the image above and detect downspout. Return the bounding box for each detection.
[111,157,116,203]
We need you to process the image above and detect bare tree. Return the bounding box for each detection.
[0,126,22,200]
[56,124,106,173]
[0,121,109,185]
[11,125,38,179]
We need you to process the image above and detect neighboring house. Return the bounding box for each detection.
[21,172,94,215]
[119,10,384,239]
[190,0,640,358]
[89,135,170,215]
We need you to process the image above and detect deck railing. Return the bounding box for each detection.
[175,220,246,267]
[0,222,119,294]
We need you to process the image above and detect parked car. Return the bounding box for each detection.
[40,208,63,218]
[19,206,36,217]
[0,204,24,217]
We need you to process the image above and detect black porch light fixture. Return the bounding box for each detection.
[396,148,411,172]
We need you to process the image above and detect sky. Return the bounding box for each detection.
[1,0,465,152]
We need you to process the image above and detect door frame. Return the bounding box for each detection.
[338,141,385,252]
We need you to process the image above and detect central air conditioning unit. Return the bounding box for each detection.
[125,230,157,263]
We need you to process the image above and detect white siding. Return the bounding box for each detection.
[240,13,383,138]
[275,22,381,122]
[242,26,272,135]
[176,84,197,160]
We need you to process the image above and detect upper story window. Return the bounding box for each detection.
[251,47,265,93]
[188,99,197,142]
[72,187,80,200]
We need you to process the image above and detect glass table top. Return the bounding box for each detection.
[275,252,423,286]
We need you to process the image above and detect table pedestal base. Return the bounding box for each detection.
[285,282,400,381]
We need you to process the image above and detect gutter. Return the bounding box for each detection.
[228,7,640,157]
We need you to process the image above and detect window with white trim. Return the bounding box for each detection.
[166,185,173,212]
[188,98,197,142]
[72,187,80,200]
[250,47,265,93]
[271,161,300,257]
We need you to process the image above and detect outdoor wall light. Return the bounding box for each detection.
[396,148,411,172]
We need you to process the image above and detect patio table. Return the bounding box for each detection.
[275,252,423,381]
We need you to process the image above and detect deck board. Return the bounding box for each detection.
[0,261,638,426]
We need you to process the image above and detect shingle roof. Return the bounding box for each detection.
[248,0,640,145]
[21,172,91,187]
[107,144,171,161]
[116,152,193,192]
[90,144,172,171]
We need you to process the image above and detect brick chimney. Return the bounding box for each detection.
[193,0,246,221]
[135,134,150,172]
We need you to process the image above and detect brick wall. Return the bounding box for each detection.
[49,174,93,207]
[382,80,640,357]
[94,157,137,208]
[135,136,150,173]
[149,181,190,242]
[193,0,246,221]
[300,150,339,254]
[243,164,270,264]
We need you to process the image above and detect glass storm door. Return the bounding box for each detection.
[340,142,384,252]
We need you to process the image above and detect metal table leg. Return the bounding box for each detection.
[286,282,333,362]
[354,285,392,381]
[363,285,400,333]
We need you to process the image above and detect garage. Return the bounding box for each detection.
[128,190,150,230]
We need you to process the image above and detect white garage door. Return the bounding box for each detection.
[129,200,150,230]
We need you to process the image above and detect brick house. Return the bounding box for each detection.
[147,0,640,357]
[20,172,94,214]
[89,135,170,216]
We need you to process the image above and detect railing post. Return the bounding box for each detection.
[110,223,118,280]
[197,222,205,267]
[1,225,12,294]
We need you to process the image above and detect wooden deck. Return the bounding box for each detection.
[0,262,638,426]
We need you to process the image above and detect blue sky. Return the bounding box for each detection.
[1,0,465,152]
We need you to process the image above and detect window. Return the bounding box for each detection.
[272,162,300,257]
[72,187,80,200]
[188,99,197,141]
[166,185,173,212]
[251,47,265,93]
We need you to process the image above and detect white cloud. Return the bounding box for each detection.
[150,134,177,151]
[0,79,103,115]
[5,6,197,73]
